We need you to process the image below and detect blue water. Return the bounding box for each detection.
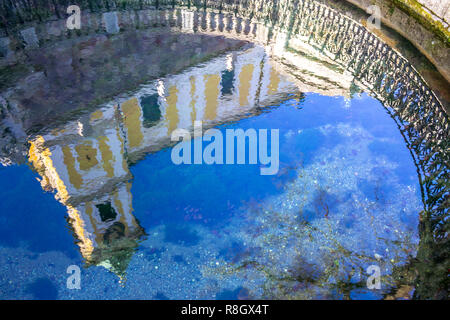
[0,92,422,299]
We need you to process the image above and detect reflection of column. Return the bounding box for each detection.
[255,23,270,43]
[230,16,239,36]
[226,15,233,34]
[165,85,179,133]
[217,13,224,32]
[162,10,170,26]
[115,122,130,174]
[98,135,116,178]
[207,11,216,31]
[181,10,194,31]
[62,145,83,189]
[193,75,206,121]
[121,97,144,149]
[273,32,288,57]
[175,75,194,130]
[189,76,197,125]
[204,74,221,120]
[268,68,281,95]
[67,204,96,260]
[114,182,140,231]
[243,18,252,35]
[239,64,255,107]
[259,55,280,99]
[234,17,242,34]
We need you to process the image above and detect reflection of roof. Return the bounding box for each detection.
[87,221,146,279]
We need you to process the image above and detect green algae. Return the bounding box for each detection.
[391,0,450,45]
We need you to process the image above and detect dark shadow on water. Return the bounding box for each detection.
[154,292,170,300]
[26,278,58,300]
[216,287,250,300]
[164,224,200,246]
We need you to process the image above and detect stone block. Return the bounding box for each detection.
[103,12,120,34]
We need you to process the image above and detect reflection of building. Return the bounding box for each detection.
[23,8,389,280]
[1,7,359,169]
[116,46,297,162]
[26,45,297,277]
[183,10,354,98]
[20,8,390,280]
[28,108,145,279]
[269,32,354,97]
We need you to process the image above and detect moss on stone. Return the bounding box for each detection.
[391,0,450,45]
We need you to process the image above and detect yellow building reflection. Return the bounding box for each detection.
[26,43,308,278]
[27,106,143,279]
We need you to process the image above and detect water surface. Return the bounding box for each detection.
[0,47,424,299]
[0,4,448,300]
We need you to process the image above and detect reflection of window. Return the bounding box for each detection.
[75,142,98,171]
[220,69,234,95]
[140,94,162,128]
[96,202,117,222]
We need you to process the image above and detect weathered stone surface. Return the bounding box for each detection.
[47,20,64,37]
[20,27,39,48]
[0,37,12,58]
[420,0,450,23]
[103,12,120,34]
